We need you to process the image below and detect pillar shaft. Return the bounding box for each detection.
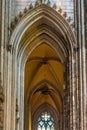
[0,77,4,130]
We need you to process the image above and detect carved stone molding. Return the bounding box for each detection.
[7,44,12,52]
[9,0,74,34]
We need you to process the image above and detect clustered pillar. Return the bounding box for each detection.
[63,58,71,130]
[63,52,77,130]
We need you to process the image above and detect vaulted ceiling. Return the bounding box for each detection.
[24,43,64,114]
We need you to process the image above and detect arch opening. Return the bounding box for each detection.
[24,43,64,130]
[10,4,76,130]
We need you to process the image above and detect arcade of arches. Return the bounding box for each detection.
[0,0,87,130]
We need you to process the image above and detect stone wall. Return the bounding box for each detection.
[61,0,74,21]
[11,0,74,21]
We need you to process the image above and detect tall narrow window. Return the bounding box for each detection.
[37,112,54,130]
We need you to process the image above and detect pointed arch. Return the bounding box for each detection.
[10,4,76,56]
[9,4,77,130]
[32,103,59,130]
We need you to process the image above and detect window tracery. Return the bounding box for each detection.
[32,104,59,130]
[37,112,55,130]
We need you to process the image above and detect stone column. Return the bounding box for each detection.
[63,96,65,130]
[68,52,77,130]
[63,88,68,130]
[0,1,4,129]
[69,54,77,130]
[76,0,87,130]
[66,60,70,130]
[16,99,20,130]
[63,68,67,130]
[81,10,87,130]
[59,112,63,130]
[74,48,80,130]
[72,54,77,130]
[63,59,70,130]
[0,79,4,130]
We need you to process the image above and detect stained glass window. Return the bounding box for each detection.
[37,112,55,130]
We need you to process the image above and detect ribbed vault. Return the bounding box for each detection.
[25,44,63,113]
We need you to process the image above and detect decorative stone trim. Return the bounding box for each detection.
[9,0,74,34]
[7,44,12,52]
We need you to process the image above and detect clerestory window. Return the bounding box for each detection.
[37,112,55,130]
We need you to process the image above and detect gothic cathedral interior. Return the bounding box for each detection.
[0,0,87,130]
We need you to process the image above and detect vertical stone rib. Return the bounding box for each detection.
[76,49,80,130]
[69,55,73,130]
[60,112,63,130]
[77,0,87,130]
[81,1,87,130]
[0,77,4,130]
[72,52,77,130]
[63,57,71,130]
[0,1,4,130]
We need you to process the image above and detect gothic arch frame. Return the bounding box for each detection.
[8,4,77,130]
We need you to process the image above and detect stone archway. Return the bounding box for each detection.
[8,4,77,130]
